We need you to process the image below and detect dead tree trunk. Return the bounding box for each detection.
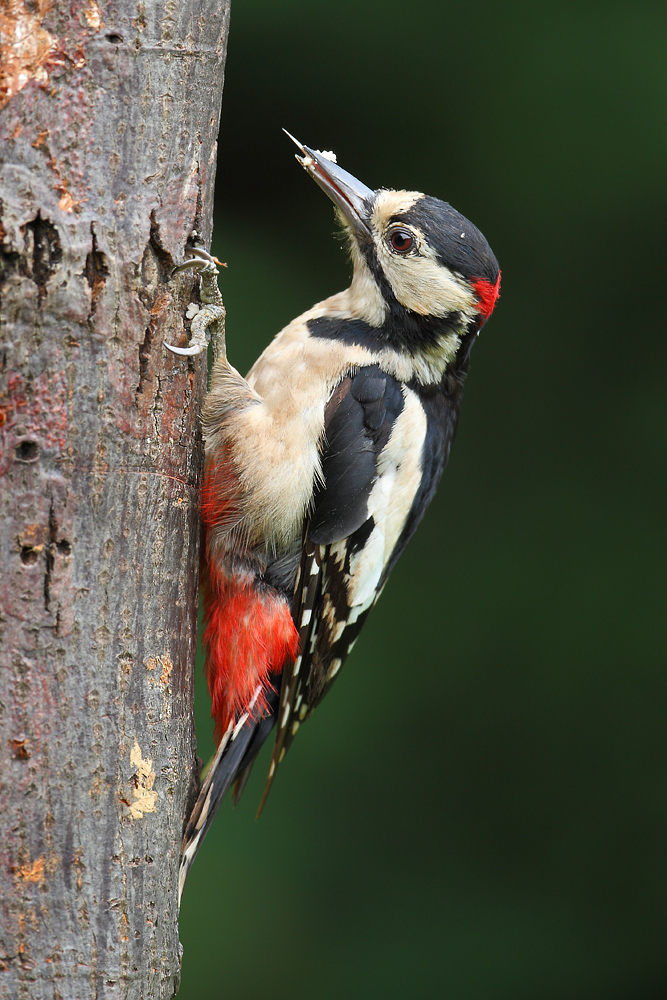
[0,1,229,996]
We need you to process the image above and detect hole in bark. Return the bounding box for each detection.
[20,546,39,565]
[20,213,62,305]
[136,322,153,395]
[9,738,30,760]
[148,210,174,281]
[57,539,72,556]
[44,499,57,611]
[135,211,176,394]
[84,224,109,317]
[15,440,40,462]
[105,33,123,43]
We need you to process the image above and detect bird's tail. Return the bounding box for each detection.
[178,689,278,904]
[179,715,255,903]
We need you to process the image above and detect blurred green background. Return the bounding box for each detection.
[178,1,667,997]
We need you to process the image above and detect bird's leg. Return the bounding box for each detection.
[165,243,227,362]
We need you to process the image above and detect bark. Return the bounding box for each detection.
[0,1,229,997]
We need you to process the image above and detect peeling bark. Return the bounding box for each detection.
[0,1,230,997]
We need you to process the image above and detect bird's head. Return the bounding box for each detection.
[286,132,500,374]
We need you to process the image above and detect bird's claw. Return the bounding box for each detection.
[164,340,207,357]
[171,246,226,276]
[165,237,226,358]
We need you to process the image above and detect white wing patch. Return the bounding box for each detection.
[338,386,427,617]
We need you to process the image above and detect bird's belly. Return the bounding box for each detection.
[226,389,325,553]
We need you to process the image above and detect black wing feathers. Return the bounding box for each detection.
[309,366,404,544]
[260,367,466,809]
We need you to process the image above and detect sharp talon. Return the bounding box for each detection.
[164,341,206,356]
[171,258,204,275]
[188,247,227,267]
[171,250,226,276]
[189,246,214,261]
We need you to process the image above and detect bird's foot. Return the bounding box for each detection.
[165,237,227,358]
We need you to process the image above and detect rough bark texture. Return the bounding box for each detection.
[0,1,229,997]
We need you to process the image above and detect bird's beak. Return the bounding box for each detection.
[284,130,373,238]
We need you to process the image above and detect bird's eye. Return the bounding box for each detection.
[387,228,415,254]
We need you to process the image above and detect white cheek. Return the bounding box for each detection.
[371,190,478,318]
[378,243,476,318]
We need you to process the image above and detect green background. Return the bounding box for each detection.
[178,2,667,997]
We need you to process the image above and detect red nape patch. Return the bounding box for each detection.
[202,562,299,741]
[473,272,501,321]
[201,449,240,530]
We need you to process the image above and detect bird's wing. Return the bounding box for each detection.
[259,365,451,808]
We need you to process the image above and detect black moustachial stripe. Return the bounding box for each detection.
[308,308,464,359]
[357,240,469,355]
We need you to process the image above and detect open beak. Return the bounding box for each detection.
[284,130,373,238]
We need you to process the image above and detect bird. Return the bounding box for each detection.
[165,133,500,900]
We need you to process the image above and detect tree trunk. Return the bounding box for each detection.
[0,1,229,996]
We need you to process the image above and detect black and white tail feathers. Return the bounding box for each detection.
[178,686,278,903]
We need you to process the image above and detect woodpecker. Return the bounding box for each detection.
[166,135,500,899]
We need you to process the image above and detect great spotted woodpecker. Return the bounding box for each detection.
[166,135,500,899]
